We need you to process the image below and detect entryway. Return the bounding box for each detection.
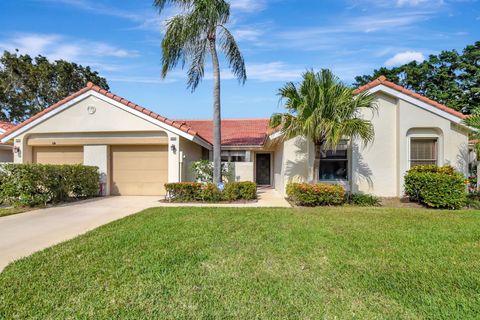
[256,153,271,185]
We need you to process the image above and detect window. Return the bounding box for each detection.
[319,140,348,180]
[221,150,247,162]
[410,138,437,167]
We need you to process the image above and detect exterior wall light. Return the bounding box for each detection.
[170,144,176,153]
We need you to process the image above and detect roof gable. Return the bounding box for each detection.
[1,83,208,145]
[354,76,467,121]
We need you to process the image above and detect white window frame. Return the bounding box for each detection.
[407,133,443,170]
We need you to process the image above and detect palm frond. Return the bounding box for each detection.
[273,69,377,148]
[218,26,246,84]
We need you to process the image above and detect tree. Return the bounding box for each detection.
[153,0,246,184]
[0,50,108,123]
[354,41,480,114]
[270,69,377,176]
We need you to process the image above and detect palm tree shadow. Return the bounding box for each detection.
[352,142,373,191]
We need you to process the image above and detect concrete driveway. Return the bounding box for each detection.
[0,196,160,272]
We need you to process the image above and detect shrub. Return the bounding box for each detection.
[404,165,467,209]
[346,192,380,206]
[165,182,202,202]
[0,164,100,207]
[164,181,257,203]
[467,193,480,209]
[286,183,345,206]
[200,183,224,202]
[223,182,257,201]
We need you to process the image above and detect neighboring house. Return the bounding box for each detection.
[0,121,16,162]
[0,77,472,197]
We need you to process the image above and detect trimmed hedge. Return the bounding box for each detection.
[346,192,380,206]
[286,183,345,206]
[0,164,100,207]
[404,165,467,209]
[164,182,202,202]
[165,181,257,203]
[223,182,257,201]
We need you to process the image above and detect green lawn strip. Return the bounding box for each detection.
[0,207,31,218]
[1,207,479,319]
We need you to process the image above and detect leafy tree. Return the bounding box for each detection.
[153,0,246,184]
[270,69,377,168]
[0,50,108,123]
[355,41,480,114]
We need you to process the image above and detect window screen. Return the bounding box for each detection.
[410,138,437,167]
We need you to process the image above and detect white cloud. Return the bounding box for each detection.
[219,62,303,82]
[385,51,425,66]
[0,33,137,69]
[396,0,443,6]
[230,0,268,12]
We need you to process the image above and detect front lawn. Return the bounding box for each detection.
[1,207,479,319]
[0,207,30,218]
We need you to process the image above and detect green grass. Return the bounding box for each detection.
[1,207,480,319]
[0,206,30,218]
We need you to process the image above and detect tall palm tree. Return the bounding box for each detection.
[270,69,377,178]
[153,0,246,184]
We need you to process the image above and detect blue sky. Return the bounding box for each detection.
[1,0,479,119]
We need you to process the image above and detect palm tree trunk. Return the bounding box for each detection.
[209,37,222,184]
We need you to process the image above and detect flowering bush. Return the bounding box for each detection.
[191,160,233,183]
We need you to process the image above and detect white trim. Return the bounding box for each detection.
[268,131,283,140]
[368,85,468,127]
[1,90,211,148]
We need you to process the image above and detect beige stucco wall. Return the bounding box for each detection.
[352,93,398,196]
[274,136,315,195]
[232,162,255,182]
[179,137,203,182]
[274,91,470,197]
[351,92,469,197]
[11,93,185,192]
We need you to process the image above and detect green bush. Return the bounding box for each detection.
[223,182,257,201]
[286,183,345,206]
[0,164,100,207]
[165,181,257,203]
[404,165,467,209]
[165,182,202,202]
[347,193,380,206]
[200,183,224,202]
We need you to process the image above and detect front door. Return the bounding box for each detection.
[256,153,271,185]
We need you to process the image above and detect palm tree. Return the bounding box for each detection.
[153,0,246,184]
[270,69,377,179]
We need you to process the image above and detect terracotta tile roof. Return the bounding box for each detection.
[0,121,15,132]
[181,119,270,146]
[354,75,467,120]
[1,82,200,141]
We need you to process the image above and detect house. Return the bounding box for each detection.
[0,121,16,163]
[0,76,471,197]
